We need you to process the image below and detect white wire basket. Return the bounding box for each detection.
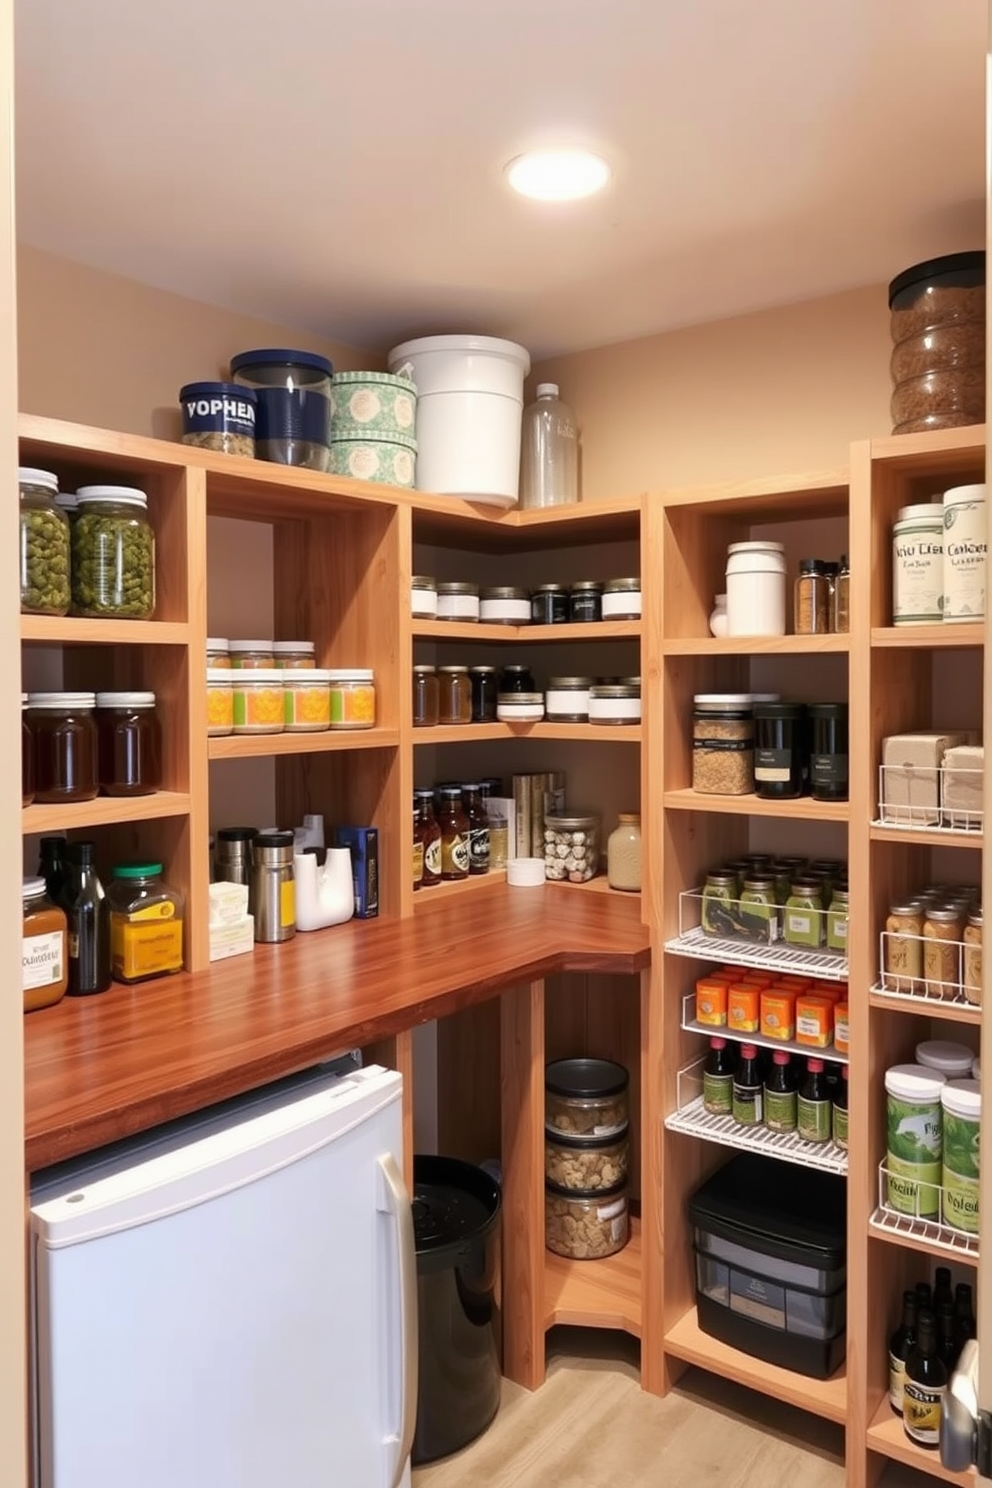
[665,889,848,980]
[875,763,983,832]
[680,990,850,1064]
[874,928,981,1013]
[869,1160,980,1259]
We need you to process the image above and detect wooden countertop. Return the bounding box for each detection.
[23,884,650,1171]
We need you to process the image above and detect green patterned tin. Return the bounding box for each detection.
[329,435,417,489]
[941,1079,980,1233]
[885,1064,946,1217]
[330,371,417,440]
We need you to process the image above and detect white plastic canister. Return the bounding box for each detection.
[943,483,986,623]
[892,503,943,625]
[388,335,531,506]
[725,541,786,636]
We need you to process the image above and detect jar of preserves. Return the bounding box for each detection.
[95,691,162,796]
[469,666,498,722]
[232,669,284,734]
[22,877,68,1012]
[569,581,604,622]
[327,669,376,729]
[437,785,470,880]
[437,665,472,725]
[588,683,641,725]
[414,788,442,886]
[601,577,641,620]
[26,691,98,803]
[413,665,439,727]
[531,584,569,624]
[436,582,480,622]
[964,908,982,1005]
[108,862,184,983]
[411,575,438,619]
[479,586,530,624]
[228,640,275,669]
[499,664,536,694]
[22,693,34,806]
[607,814,641,891]
[283,669,331,732]
[206,637,231,668]
[923,907,963,1000]
[545,676,593,722]
[207,668,234,736]
[271,641,316,669]
[884,901,925,991]
[19,467,70,616]
[72,486,156,619]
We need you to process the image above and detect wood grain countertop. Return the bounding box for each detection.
[23,884,650,1171]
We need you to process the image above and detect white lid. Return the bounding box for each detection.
[272,641,315,654]
[941,1078,981,1118]
[18,467,58,490]
[207,668,234,683]
[885,1063,947,1100]
[229,668,285,683]
[726,540,785,554]
[916,1039,975,1077]
[95,691,156,708]
[694,693,753,705]
[326,669,374,681]
[536,383,559,397]
[285,669,332,682]
[206,637,229,650]
[973,1056,981,1080]
[229,640,274,652]
[76,485,148,508]
[22,876,46,898]
[896,503,943,521]
[26,691,96,708]
[943,484,986,505]
[54,491,77,509]
[507,857,546,887]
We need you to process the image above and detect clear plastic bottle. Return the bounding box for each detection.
[519,383,578,509]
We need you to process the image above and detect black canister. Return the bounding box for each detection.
[531,584,569,625]
[569,581,604,622]
[469,666,498,722]
[753,703,806,800]
[808,703,849,802]
[499,664,535,695]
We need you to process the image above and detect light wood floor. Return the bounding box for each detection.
[413,1330,935,1488]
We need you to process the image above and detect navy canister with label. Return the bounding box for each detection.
[230,349,334,472]
[179,383,257,456]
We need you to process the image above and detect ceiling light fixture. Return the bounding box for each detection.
[504,148,611,202]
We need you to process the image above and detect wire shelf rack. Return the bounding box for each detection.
[875,762,983,834]
[680,991,850,1064]
[665,891,848,980]
[874,929,980,1014]
[869,1161,980,1260]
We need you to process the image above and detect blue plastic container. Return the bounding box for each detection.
[179,382,256,456]
[230,349,333,471]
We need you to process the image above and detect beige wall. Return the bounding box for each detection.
[17,245,380,439]
[533,283,892,498]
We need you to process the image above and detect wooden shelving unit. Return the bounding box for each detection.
[544,1216,642,1336]
[866,1398,974,1485]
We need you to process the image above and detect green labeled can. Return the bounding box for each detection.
[885,1064,946,1218]
[941,1078,980,1233]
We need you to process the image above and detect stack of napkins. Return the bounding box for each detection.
[880,732,970,825]
[942,744,984,829]
[208,881,254,962]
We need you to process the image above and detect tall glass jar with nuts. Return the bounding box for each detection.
[692,694,754,795]
[885,901,924,992]
[923,907,963,999]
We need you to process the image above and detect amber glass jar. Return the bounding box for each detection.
[22,877,68,1011]
[884,901,924,992]
[96,691,162,796]
[437,785,470,880]
[26,691,98,803]
[413,665,439,727]
[437,665,472,725]
[22,693,34,805]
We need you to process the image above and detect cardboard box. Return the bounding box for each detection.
[209,915,254,962]
[880,732,969,825]
[942,743,984,829]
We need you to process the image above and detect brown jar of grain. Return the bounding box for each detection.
[889,253,986,436]
[884,901,924,992]
[692,694,754,795]
[923,907,963,1000]
[964,908,982,1006]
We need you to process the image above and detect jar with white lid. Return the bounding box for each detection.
[411,575,437,619]
[283,669,331,731]
[19,467,70,616]
[207,637,231,668]
[915,1040,976,1080]
[95,691,162,795]
[272,640,316,668]
[496,692,544,722]
[232,668,284,734]
[73,486,156,619]
[943,483,986,623]
[588,684,640,725]
[893,503,943,625]
[602,578,641,620]
[545,676,593,722]
[229,640,275,668]
[544,812,600,882]
[725,540,786,636]
[26,691,98,803]
[480,586,530,624]
[436,582,480,622]
[207,668,234,736]
[693,693,754,795]
[327,669,376,729]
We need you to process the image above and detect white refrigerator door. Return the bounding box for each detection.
[30,1064,416,1488]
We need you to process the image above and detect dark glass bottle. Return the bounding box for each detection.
[936,1302,958,1373]
[753,703,806,800]
[903,1310,947,1449]
[414,789,442,888]
[954,1283,977,1351]
[832,1065,849,1149]
[797,1057,832,1144]
[703,1037,735,1116]
[915,1282,933,1316]
[59,839,111,996]
[437,786,470,881]
[499,664,536,695]
[933,1267,954,1313]
[889,1291,918,1415]
[412,801,424,893]
[764,1050,797,1132]
[462,784,490,876]
[732,1043,763,1126]
[37,835,69,903]
[808,702,849,803]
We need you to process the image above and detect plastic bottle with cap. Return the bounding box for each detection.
[519,383,578,509]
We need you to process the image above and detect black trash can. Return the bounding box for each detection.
[411,1154,502,1465]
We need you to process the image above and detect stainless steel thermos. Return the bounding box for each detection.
[250,831,296,943]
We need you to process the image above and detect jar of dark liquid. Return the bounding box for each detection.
[26,691,98,803]
[95,691,162,796]
[22,693,34,805]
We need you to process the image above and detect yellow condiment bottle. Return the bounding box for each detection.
[108,861,184,984]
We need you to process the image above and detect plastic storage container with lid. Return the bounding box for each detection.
[544,1128,629,1191]
[941,1079,981,1233]
[108,862,184,984]
[888,252,986,435]
[231,669,284,734]
[228,640,275,669]
[271,641,316,668]
[545,1057,629,1138]
[206,668,234,736]
[726,541,786,636]
[693,694,755,795]
[19,467,70,616]
[282,669,331,732]
[915,1040,976,1080]
[327,669,376,729]
[26,691,98,803]
[230,348,334,470]
[885,1064,947,1217]
[519,383,579,509]
[546,1180,629,1259]
[22,876,68,1011]
[179,381,256,457]
[72,487,156,619]
[95,691,162,796]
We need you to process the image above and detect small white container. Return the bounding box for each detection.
[893,503,943,625]
[725,541,786,637]
[497,692,544,722]
[601,579,641,620]
[507,857,545,887]
[915,1040,976,1080]
[709,595,728,637]
[943,483,986,623]
[588,685,641,725]
[479,587,531,624]
[411,576,438,619]
[436,582,480,621]
[545,677,593,722]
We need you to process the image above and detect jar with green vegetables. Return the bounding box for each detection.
[19,467,70,616]
[72,486,156,619]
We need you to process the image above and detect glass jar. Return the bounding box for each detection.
[95,691,162,796]
[784,878,825,948]
[55,490,78,527]
[692,694,754,795]
[889,252,986,435]
[588,684,641,725]
[436,582,480,622]
[607,814,641,891]
[206,637,231,668]
[437,665,472,725]
[19,467,70,616]
[26,691,98,803]
[437,785,470,880]
[72,486,156,619]
[497,664,534,695]
[272,641,316,669]
[701,870,739,935]
[544,812,600,883]
[569,581,603,622]
[469,666,499,722]
[22,694,34,806]
[601,578,641,620]
[283,669,331,732]
[479,586,530,625]
[108,862,184,983]
[794,559,829,634]
[22,877,68,1012]
[207,668,234,736]
[496,692,544,722]
[964,908,982,1005]
[833,555,850,633]
[327,669,376,729]
[544,1130,629,1191]
[884,901,925,991]
[545,676,593,722]
[413,665,439,727]
[230,347,333,470]
[232,668,284,734]
[411,575,438,619]
[753,702,805,800]
[462,783,490,875]
[808,703,848,801]
[827,888,850,954]
[923,907,963,1000]
[531,584,569,624]
[229,640,275,669]
[545,1058,629,1136]
[545,1181,629,1259]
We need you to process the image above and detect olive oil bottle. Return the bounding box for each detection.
[903,1310,947,1449]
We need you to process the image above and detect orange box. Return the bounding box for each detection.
[742,972,773,987]
[728,984,761,1034]
[795,994,834,1048]
[696,977,728,1027]
[760,989,797,1041]
[812,982,845,1004]
[833,1002,849,1053]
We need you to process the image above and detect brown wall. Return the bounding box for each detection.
[533,283,892,498]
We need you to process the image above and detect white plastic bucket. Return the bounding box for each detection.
[388,335,531,506]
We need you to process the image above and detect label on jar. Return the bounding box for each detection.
[732,1083,762,1125]
[904,1380,945,1445]
[111,913,183,980]
[754,748,792,782]
[469,825,490,872]
[23,930,64,989]
[183,392,256,437]
[596,1196,627,1222]
[786,911,820,946]
[944,498,986,621]
[703,1071,734,1115]
[592,1121,627,1137]
[693,737,752,752]
[764,1088,797,1132]
[413,841,424,884]
[810,753,848,787]
[797,1095,831,1142]
[833,1104,849,1149]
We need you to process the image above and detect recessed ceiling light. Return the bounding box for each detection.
[504,148,611,202]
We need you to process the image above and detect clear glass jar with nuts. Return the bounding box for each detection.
[544,1129,629,1191]
[545,1057,629,1138]
[545,1181,629,1259]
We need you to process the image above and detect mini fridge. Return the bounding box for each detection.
[29,1061,416,1488]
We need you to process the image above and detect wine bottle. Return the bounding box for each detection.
[889,1290,917,1416]
[903,1310,947,1449]
[60,840,111,996]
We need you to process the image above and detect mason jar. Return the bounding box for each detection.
[72,486,156,619]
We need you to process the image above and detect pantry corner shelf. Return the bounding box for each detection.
[680,992,849,1064]
[868,1205,980,1263]
[413,619,641,644]
[20,615,190,646]
[22,790,192,833]
[868,982,982,1025]
[544,1216,642,1337]
[665,926,848,981]
[413,722,641,744]
[207,728,401,759]
[664,789,849,822]
[665,1096,849,1175]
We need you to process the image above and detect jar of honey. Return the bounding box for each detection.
[413,665,439,727]
[95,691,162,796]
[26,691,98,803]
[437,665,472,725]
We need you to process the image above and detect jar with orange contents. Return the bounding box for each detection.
[207,668,234,736]
[327,669,376,730]
[232,668,285,734]
[284,669,331,732]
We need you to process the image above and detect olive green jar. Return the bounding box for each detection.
[72,486,156,620]
[19,467,70,616]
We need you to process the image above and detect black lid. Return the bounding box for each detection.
[545,1122,629,1149]
[798,558,824,574]
[888,251,985,306]
[689,1153,847,1264]
[39,835,67,852]
[754,702,805,719]
[65,839,97,864]
[545,1175,627,1201]
[807,702,848,718]
[545,1057,629,1099]
[254,830,294,848]
[217,826,259,843]
[412,1155,500,1267]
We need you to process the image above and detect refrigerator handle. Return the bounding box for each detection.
[377,1152,418,1488]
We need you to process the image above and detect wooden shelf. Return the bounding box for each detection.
[665,634,849,655]
[22,791,191,833]
[413,619,641,643]
[868,987,982,1025]
[664,788,848,821]
[208,729,400,759]
[414,722,642,744]
[663,1307,847,1424]
[544,1216,642,1337]
[660,469,848,518]
[868,1207,980,1264]
[867,424,986,476]
[411,493,642,549]
[21,616,190,645]
[869,822,983,849]
[866,1396,974,1484]
[871,624,983,650]
[413,870,630,905]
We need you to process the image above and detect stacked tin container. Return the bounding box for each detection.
[329,371,418,488]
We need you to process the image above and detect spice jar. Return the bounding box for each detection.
[569,581,603,622]
[437,665,472,725]
[964,908,982,1005]
[833,555,850,633]
[19,467,70,616]
[108,862,184,983]
[531,584,569,625]
[889,252,986,436]
[589,683,641,726]
[753,702,805,800]
[827,888,850,954]
[207,668,234,736]
[411,576,438,619]
[784,878,825,948]
[884,901,925,992]
[808,703,848,801]
[22,694,34,806]
[232,669,284,734]
[229,640,275,669]
[283,670,331,732]
[22,877,68,1012]
[207,637,231,668]
[601,578,642,620]
[499,664,536,694]
[794,559,830,634]
[923,907,963,1000]
[327,669,376,729]
[26,691,99,803]
[436,582,480,622]
[545,677,593,722]
[95,691,162,796]
[72,486,156,619]
[469,666,498,722]
[272,641,316,669]
[413,665,439,727]
[692,694,754,795]
[607,814,641,891]
[479,586,530,624]
[544,812,600,883]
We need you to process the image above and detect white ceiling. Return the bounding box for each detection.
[13,0,988,359]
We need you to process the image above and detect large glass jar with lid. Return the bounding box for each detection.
[26,692,98,803]
[19,467,70,616]
[95,691,162,796]
[72,485,156,619]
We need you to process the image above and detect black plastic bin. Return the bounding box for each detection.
[411,1155,502,1465]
